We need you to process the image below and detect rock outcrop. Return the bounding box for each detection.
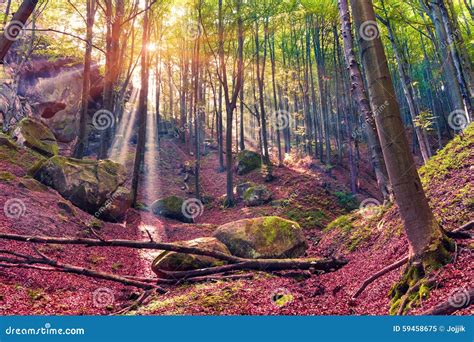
[31,156,130,221]
[235,150,261,175]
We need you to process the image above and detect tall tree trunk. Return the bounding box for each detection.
[131,3,150,206]
[73,0,97,159]
[338,0,390,200]
[239,79,245,151]
[379,6,432,162]
[270,32,282,166]
[350,0,450,264]
[99,0,125,160]
[436,0,472,119]
[421,0,466,117]
[255,18,273,181]
[0,0,39,60]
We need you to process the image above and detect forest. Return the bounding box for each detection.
[0,0,472,316]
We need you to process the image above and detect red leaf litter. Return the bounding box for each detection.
[0,138,472,315]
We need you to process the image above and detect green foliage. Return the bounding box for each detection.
[333,191,358,211]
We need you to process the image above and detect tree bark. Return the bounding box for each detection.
[73,0,97,159]
[350,0,446,259]
[131,2,150,205]
[338,0,390,200]
[0,0,39,61]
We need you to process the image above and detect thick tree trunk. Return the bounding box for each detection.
[350,0,448,260]
[0,0,39,61]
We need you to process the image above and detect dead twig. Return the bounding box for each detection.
[351,256,409,300]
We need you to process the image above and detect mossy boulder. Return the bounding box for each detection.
[235,150,261,175]
[235,181,256,199]
[151,237,231,276]
[213,216,308,259]
[31,156,129,221]
[151,195,192,223]
[243,184,272,206]
[13,118,58,157]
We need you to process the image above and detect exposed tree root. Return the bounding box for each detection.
[351,256,408,300]
[389,235,455,315]
[444,220,473,239]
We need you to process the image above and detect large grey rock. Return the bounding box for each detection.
[151,237,231,276]
[235,150,261,175]
[13,118,58,157]
[243,184,272,206]
[151,196,192,223]
[213,216,308,259]
[31,156,130,221]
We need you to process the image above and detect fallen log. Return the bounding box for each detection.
[0,232,242,263]
[0,233,347,275]
[158,257,347,279]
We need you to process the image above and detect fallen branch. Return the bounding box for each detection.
[420,288,474,315]
[0,232,242,263]
[0,250,165,292]
[113,290,153,315]
[351,256,409,300]
[0,233,347,275]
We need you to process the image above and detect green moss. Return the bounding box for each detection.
[131,282,243,315]
[389,235,454,314]
[284,206,327,229]
[19,176,48,192]
[0,171,16,183]
[419,123,473,184]
[235,150,261,175]
[325,214,354,232]
[0,136,45,172]
[333,191,358,211]
[27,288,45,301]
[18,118,58,157]
[251,216,300,246]
[272,292,294,307]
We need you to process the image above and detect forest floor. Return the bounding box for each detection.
[0,125,472,315]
